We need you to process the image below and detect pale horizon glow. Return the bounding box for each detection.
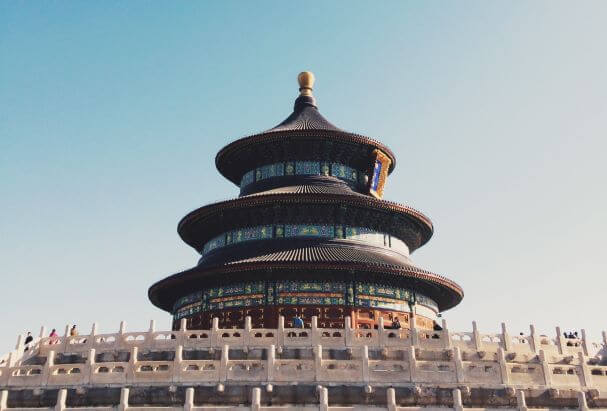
[1,2,606,353]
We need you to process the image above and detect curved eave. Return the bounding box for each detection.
[215,129,397,186]
[177,192,434,250]
[148,261,464,313]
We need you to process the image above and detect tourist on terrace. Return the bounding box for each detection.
[391,317,401,329]
[49,329,59,344]
[293,316,304,328]
[70,325,78,337]
[24,332,33,352]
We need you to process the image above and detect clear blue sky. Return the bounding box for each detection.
[1,2,606,353]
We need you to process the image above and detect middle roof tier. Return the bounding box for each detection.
[178,180,434,255]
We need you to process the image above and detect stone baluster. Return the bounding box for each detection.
[407,346,416,382]
[220,344,229,382]
[175,345,183,364]
[602,331,607,347]
[278,316,285,347]
[577,391,589,411]
[119,321,127,334]
[267,345,275,382]
[251,387,261,411]
[453,347,464,383]
[39,326,47,339]
[88,323,98,349]
[319,386,328,411]
[386,387,396,411]
[244,316,252,347]
[314,344,322,382]
[578,351,591,388]
[118,387,129,411]
[378,317,386,348]
[344,316,353,347]
[472,321,482,351]
[311,316,319,345]
[501,322,512,352]
[442,319,451,349]
[148,320,155,333]
[44,350,55,384]
[581,329,589,356]
[62,324,70,352]
[516,390,528,411]
[55,388,67,411]
[410,316,419,347]
[180,318,187,332]
[497,347,510,384]
[184,387,194,411]
[0,390,8,411]
[211,317,220,348]
[362,345,370,383]
[556,326,565,354]
[539,350,552,387]
[452,388,464,411]
[529,324,540,354]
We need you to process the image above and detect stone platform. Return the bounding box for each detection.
[1,317,606,410]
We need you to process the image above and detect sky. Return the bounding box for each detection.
[1,2,606,354]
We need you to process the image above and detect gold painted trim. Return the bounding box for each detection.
[369,149,392,199]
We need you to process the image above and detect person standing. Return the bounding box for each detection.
[24,332,33,352]
[70,325,78,337]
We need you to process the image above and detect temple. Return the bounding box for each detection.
[149,72,463,331]
[1,73,606,411]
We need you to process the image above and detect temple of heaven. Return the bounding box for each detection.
[148,72,464,331]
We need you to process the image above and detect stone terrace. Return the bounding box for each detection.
[1,317,607,410]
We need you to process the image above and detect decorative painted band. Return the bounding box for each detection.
[202,224,409,256]
[172,279,439,321]
[241,161,368,190]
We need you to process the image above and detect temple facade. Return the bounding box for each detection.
[1,73,605,410]
[149,72,463,331]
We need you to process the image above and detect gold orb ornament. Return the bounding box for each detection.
[298,71,315,96]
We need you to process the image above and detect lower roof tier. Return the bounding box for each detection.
[148,243,463,314]
[177,189,434,254]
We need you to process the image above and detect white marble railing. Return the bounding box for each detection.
[0,316,606,392]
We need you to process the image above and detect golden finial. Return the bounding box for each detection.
[298,71,315,96]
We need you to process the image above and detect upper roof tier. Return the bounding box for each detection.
[215,72,396,197]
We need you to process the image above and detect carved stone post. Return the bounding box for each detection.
[497,347,510,384]
[539,350,551,387]
[386,387,396,411]
[529,324,540,354]
[314,344,323,382]
[362,345,370,383]
[0,390,8,411]
[211,317,220,348]
[55,389,67,411]
[184,387,194,411]
[501,322,511,352]
[118,387,129,411]
[516,390,528,411]
[267,345,275,382]
[311,316,319,345]
[344,316,353,347]
[581,329,589,356]
[555,326,565,355]
[442,319,451,349]
[251,387,261,411]
[472,321,482,351]
[319,386,328,411]
[220,344,229,382]
[578,351,591,388]
[452,388,464,411]
[278,316,285,347]
[454,347,464,383]
[408,346,416,382]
